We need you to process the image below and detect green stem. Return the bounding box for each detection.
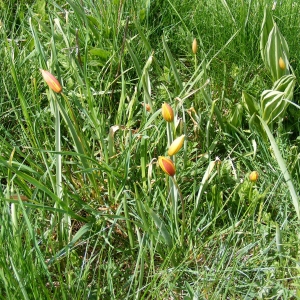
[171,176,185,246]
[166,122,172,148]
[55,97,62,200]
[49,93,70,242]
[8,148,17,234]
[167,123,180,239]
[123,195,134,252]
[249,182,253,202]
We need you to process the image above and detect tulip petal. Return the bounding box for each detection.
[40,69,62,93]
[162,102,174,122]
[158,156,176,176]
[168,135,185,156]
[249,171,259,182]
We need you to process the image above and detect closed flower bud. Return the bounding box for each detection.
[158,156,176,177]
[279,57,286,70]
[168,135,185,156]
[162,102,174,122]
[192,38,198,54]
[142,103,151,112]
[249,171,259,182]
[40,69,62,93]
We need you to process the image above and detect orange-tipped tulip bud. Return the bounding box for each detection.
[158,156,176,177]
[279,57,286,70]
[192,38,198,54]
[249,171,259,182]
[168,135,185,156]
[40,69,62,93]
[162,102,174,122]
[142,103,151,112]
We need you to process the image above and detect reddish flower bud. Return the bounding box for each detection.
[158,156,176,177]
[162,102,174,122]
[142,103,151,112]
[40,69,62,93]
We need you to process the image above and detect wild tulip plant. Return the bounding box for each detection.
[40,70,63,197]
[41,69,70,240]
[159,103,186,246]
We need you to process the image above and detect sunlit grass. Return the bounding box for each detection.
[0,0,300,298]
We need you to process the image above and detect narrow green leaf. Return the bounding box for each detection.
[260,8,274,64]
[193,161,217,217]
[259,117,300,220]
[48,223,92,264]
[162,35,183,91]
[134,21,152,53]
[264,23,290,81]
[242,91,259,115]
[126,40,142,77]
[89,48,111,59]
[148,208,173,249]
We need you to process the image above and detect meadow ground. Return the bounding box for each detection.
[1,0,300,299]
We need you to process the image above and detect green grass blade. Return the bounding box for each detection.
[259,117,300,220]
[162,34,183,91]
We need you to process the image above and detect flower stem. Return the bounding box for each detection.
[171,176,185,246]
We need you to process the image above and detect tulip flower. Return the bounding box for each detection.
[40,69,62,93]
[249,171,259,182]
[168,135,185,156]
[158,156,176,176]
[279,57,286,70]
[192,38,198,54]
[162,102,174,122]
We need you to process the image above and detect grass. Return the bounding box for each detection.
[1,0,300,299]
